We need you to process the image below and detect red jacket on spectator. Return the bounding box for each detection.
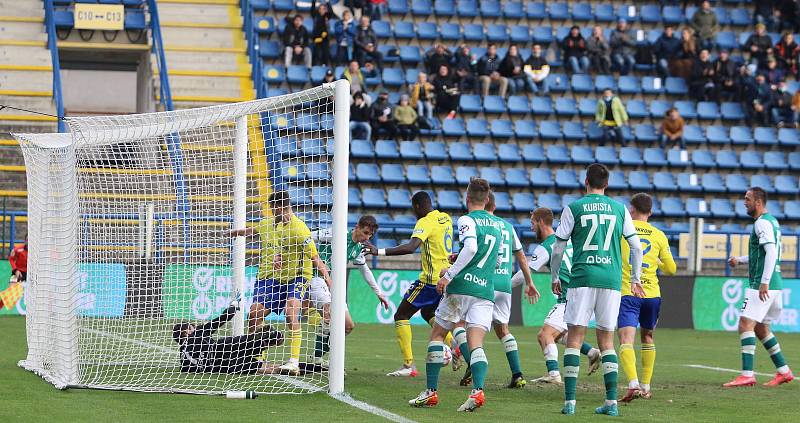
[9,243,27,275]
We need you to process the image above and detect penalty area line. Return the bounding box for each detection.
[329,392,418,423]
[684,364,773,377]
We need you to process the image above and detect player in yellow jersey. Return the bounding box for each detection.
[364,191,454,377]
[617,193,676,402]
[229,190,331,375]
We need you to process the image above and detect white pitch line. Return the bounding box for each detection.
[684,364,773,377]
[83,327,416,422]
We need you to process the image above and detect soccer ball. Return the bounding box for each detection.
[442,345,452,367]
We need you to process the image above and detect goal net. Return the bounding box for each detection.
[14,81,351,395]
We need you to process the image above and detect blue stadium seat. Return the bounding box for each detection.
[643,147,667,167]
[571,3,593,21]
[640,4,661,23]
[691,149,715,168]
[434,0,455,16]
[725,174,748,193]
[683,124,706,145]
[735,200,748,219]
[654,172,678,192]
[549,2,570,20]
[486,119,513,139]
[378,44,399,63]
[407,164,432,184]
[730,8,750,26]
[457,0,479,17]
[505,1,525,19]
[686,199,711,218]
[487,24,509,42]
[634,124,659,143]
[124,9,146,30]
[275,137,298,158]
[508,96,530,115]
[272,0,293,11]
[593,146,617,165]
[539,121,563,140]
[674,101,697,120]
[555,169,579,189]
[715,6,731,25]
[350,139,374,158]
[472,143,497,161]
[442,118,467,137]
[754,127,778,146]
[667,149,690,167]
[546,144,569,164]
[495,144,520,163]
[547,72,569,92]
[301,138,326,157]
[570,145,594,164]
[608,171,627,190]
[399,140,423,160]
[399,45,422,64]
[505,168,529,187]
[459,94,482,113]
[579,98,598,117]
[526,1,547,19]
[531,96,553,115]
[594,4,615,22]
[356,163,381,182]
[562,122,585,140]
[466,119,490,138]
[480,167,505,187]
[493,192,512,212]
[617,75,640,94]
[697,102,719,120]
[388,188,411,209]
[381,68,404,87]
[791,152,800,171]
[768,201,785,220]
[429,165,454,185]
[716,31,738,50]
[437,190,463,210]
[764,151,788,170]
[531,26,554,44]
[455,166,478,185]
[720,102,745,121]
[538,193,562,213]
[412,0,433,15]
[555,97,577,116]
[389,0,409,15]
[309,66,329,85]
[512,192,536,212]
[449,141,473,160]
[254,16,275,36]
[571,74,594,93]
[661,197,686,217]
[371,20,392,39]
[259,39,281,59]
[424,140,448,160]
[706,125,730,145]
[440,22,461,40]
[481,0,502,18]
[563,194,581,210]
[730,126,754,145]
[263,65,285,84]
[348,187,362,207]
[779,128,800,147]
[483,95,507,114]
[678,173,702,193]
[710,199,736,219]
[362,188,387,208]
[648,100,669,118]
[663,5,684,24]
[510,25,530,43]
[751,175,775,193]
[642,76,665,95]
[776,176,800,194]
[515,120,538,139]
[522,143,545,163]
[530,168,554,187]
[463,23,484,41]
[376,160,402,181]
[665,77,688,95]
[628,171,652,190]
[594,74,617,92]
[702,173,726,193]
[785,201,800,220]
[619,146,642,166]
[715,149,739,169]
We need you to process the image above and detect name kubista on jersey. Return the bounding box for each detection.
[448,210,502,302]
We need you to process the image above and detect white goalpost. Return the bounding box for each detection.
[14,81,351,395]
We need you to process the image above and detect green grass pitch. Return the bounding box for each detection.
[1,316,798,422]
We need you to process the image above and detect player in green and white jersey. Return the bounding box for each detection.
[308,215,390,366]
[453,192,540,389]
[409,178,500,412]
[513,207,601,386]
[724,187,794,388]
[549,164,643,416]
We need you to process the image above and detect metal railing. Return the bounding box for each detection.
[43,0,66,132]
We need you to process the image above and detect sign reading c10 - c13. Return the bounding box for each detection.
[74,4,124,31]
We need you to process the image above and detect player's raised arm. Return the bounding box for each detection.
[310,228,333,243]
[623,207,645,297]
[196,303,239,337]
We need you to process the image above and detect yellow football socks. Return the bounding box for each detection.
[395,320,414,365]
[619,343,638,387]
[289,328,302,361]
[641,343,656,386]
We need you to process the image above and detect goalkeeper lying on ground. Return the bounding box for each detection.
[172,299,284,374]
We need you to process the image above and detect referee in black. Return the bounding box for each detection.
[172,299,284,374]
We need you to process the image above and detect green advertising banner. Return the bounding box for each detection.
[693,277,800,332]
[163,264,259,320]
[347,268,429,325]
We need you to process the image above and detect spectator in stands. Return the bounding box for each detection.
[410,72,434,121]
[424,44,453,77]
[745,73,773,126]
[586,25,611,74]
[595,88,629,146]
[354,16,383,70]
[792,88,800,127]
[432,64,460,119]
[363,60,379,80]
[561,25,590,74]
[343,60,368,97]
[671,27,698,78]
[370,91,397,139]
[524,44,550,95]
[344,0,366,17]
[323,68,336,84]
[744,23,774,67]
[739,63,758,108]
[477,44,509,98]
[660,107,685,149]
[762,57,785,85]
[775,32,799,76]
[366,0,387,21]
[394,95,419,141]
[311,0,335,66]
[610,19,636,75]
[690,49,716,101]
[714,50,740,102]
[454,45,478,94]
[689,1,717,50]
[500,45,526,95]
[771,81,794,127]
[350,92,372,141]
[283,15,312,69]
[754,2,779,32]
[654,25,681,78]
[334,9,356,65]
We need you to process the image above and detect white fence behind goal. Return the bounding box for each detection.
[14,81,351,395]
